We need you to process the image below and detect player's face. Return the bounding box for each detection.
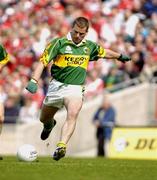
[71,24,88,44]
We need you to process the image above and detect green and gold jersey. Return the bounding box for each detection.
[40,33,106,85]
[0,44,9,65]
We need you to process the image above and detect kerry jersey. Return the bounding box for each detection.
[40,33,106,85]
[0,44,9,65]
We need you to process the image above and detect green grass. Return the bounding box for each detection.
[0,156,157,180]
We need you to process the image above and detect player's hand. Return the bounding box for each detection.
[26,79,38,93]
[117,54,131,63]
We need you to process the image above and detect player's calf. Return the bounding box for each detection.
[40,119,56,140]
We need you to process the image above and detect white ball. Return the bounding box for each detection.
[17,144,38,162]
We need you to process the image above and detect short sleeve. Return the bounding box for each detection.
[39,38,60,66]
[90,43,106,61]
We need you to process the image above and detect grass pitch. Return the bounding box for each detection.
[0,156,157,180]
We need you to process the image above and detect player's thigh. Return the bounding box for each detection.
[40,104,59,122]
[64,96,83,119]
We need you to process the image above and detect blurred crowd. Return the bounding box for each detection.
[0,0,157,123]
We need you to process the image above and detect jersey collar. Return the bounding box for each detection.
[66,32,86,46]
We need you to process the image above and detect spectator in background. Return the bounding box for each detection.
[143,0,157,18]
[4,95,20,124]
[140,51,157,81]
[85,69,104,99]
[18,94,38,124]
[102,65,128,92]
[93,94,116,157]
[102,66,119,88]
[125,61,139,79]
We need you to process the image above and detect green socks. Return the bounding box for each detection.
[43,119,55,130]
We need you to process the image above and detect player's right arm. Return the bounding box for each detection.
[26,61,45,93]
[26,38,60,93]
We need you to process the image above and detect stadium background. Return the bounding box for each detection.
[0,0,157,159]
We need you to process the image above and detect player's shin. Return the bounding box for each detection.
[40,119,56,140]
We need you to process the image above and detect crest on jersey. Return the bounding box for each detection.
[83,47,90,54]
[65,46,72,54]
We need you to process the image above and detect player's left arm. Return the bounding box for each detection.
[90,43,131,63]
[104,49,131,63]
[91,44,131,63]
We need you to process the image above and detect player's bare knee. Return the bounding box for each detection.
[67,109,80,121]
